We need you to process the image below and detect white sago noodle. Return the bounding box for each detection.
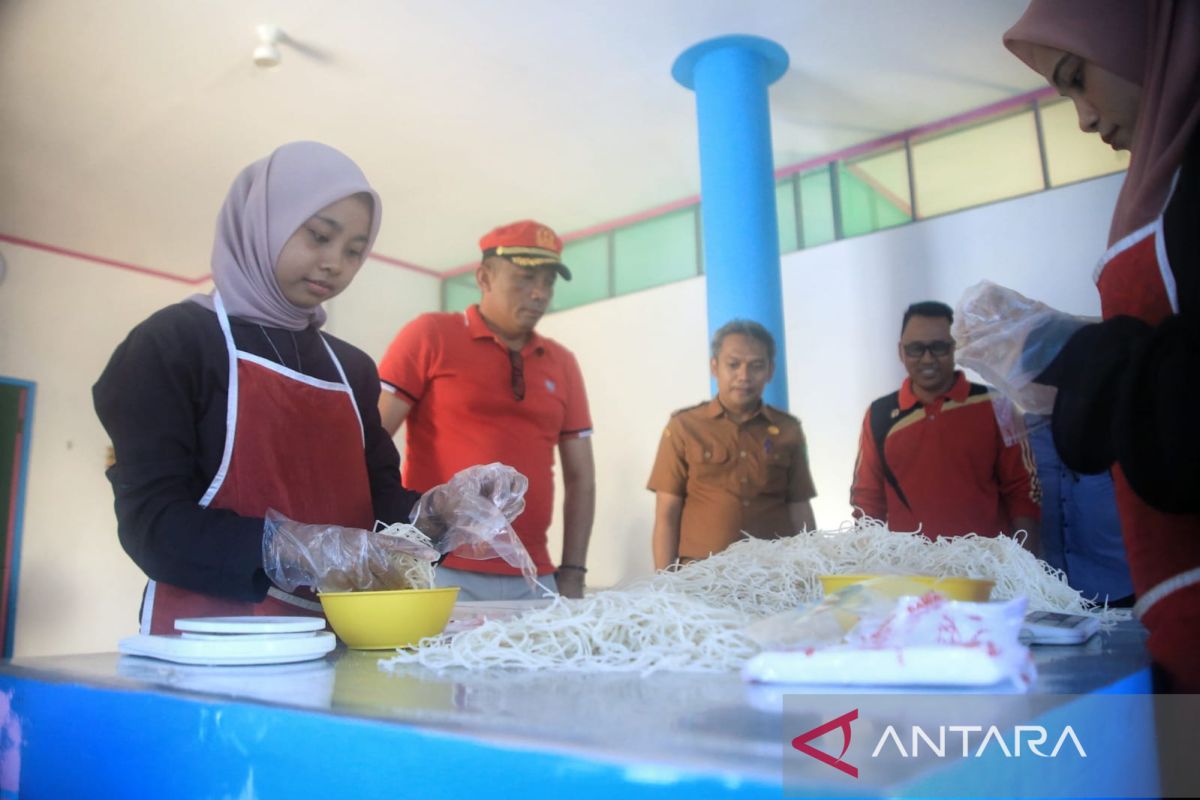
[382,518,1111,674]
[390,553,435,591]
[387,587,757,674]
[374,522,436,590]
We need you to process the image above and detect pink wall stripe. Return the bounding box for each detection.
[774,86,1056,178]
[0,232,211,286]
[442,194,705,278]
[0,232,442,284]
[366,252,444,278]
[444,87,1057,278]
[2,88,1059,286]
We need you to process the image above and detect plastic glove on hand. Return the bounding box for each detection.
[410,463,528,543]
[952,280,1089,415]
[262,510,437,593]
[456,462,528,521]
[409,463,539,583]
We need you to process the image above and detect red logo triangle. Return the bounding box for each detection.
[791,708,859,778]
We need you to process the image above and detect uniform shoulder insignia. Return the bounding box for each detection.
[765,405,800,424]
[670,401,708,418]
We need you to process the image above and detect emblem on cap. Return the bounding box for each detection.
[535,226,557,250]
[478,219,573,281]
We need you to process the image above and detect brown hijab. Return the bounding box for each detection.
[1004,0,1200,245]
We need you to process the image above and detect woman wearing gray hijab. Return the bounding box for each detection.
[94,141,424,634]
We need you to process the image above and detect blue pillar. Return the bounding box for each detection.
[673,35,790,409]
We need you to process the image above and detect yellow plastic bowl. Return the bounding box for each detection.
[319,586,459,650]
[818,574,994,602]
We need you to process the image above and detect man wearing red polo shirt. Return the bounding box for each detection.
[377,220,595,600]
[850,301,1041,551]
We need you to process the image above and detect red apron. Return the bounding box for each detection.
[141,293,375,635]
[1095,207,1200,689]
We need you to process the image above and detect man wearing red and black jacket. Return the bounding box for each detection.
[850,301,1041,551]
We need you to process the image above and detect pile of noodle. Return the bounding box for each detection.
[382,519,1112,675]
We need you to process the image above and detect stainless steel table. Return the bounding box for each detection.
[0,621,1154,798]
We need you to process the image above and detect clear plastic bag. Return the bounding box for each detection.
[409,462,540,589]
[952,280,1092,441]
[262,509,440,593]
[745,578,1033,688]
[989,394,1051,448]
[845,593,1027,650]
[746,576,935,651]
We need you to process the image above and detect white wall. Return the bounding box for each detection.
[540,174,1121,588]
[537,280,711,584]
[0,246,197,656]
[0,173,1120,654]
[0,248,436,656]
[323,262,441,365]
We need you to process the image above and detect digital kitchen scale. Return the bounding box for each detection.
[1020,611,1101,645]
[119,616,335,665]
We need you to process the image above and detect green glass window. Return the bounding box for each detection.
[911,109,1044,218]
[838,157,912,237]
[436,98,1114,315]
[612,207,699,295]
[799,168,836,247]
[552,235,611,312]
[442,272,477,313]
[1040,97,1130,187]
[776,178,799,254]
[839,146,913,236]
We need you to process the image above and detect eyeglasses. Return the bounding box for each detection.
[902,340,955,358]
[508,350,525,401]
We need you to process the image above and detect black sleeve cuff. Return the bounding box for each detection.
[1039,317,1150,475]
[1111,313,1200,513]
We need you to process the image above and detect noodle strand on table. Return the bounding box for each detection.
[382,519,1109,674]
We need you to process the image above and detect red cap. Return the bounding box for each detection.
[478,219,572,280]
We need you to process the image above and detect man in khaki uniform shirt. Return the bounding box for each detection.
[648,320,817,569]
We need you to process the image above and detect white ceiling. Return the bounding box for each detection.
[0,0,1043,280]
